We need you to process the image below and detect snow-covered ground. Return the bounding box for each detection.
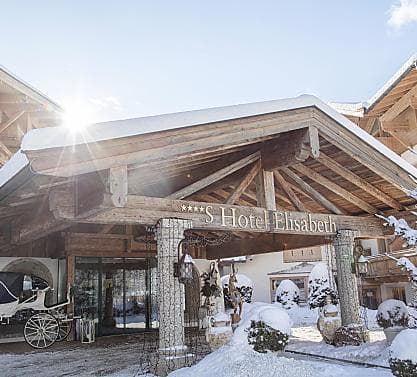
[0,303,394,377]
[169,303,391,377]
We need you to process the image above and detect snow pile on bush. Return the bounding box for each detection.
[275,280,299,309]
[377,299,409,329]
[231,303,292,348]
[246,306,292,353]
[389,329,417,377]
[221,273,253,304]
[308,262,338,309]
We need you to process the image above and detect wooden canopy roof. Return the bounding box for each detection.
[333,53,417,155]
[0,66,62,164]
[0,95,416,259]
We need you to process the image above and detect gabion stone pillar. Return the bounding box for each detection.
[154,218,193,376]
[333,229,360,326]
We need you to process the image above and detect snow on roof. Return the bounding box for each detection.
[0,150,29,187]
[19,94,417,181]
[328,102,366,117]
[366,52,417,111]
[268,262,316,276]
[0,65,63,111]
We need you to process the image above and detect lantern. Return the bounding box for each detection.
[175,239,194,284]
[356,254,369,275]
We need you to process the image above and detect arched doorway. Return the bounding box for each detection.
[2,258,54,288]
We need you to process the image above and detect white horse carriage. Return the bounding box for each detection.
[0,272,74,349]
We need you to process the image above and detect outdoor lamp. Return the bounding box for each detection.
[356,254,369,275]
[175,239,194,284]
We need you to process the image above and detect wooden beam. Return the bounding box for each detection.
[317,152,403,210]
[256,169,276,210]
[0,141,12,158]
[226,160,261,204]
[381,83,417,123]
[280,167,345,215]
[11,207,70,245]
[261,126,320,171]
[168,151,260,199]
[0,111,25,134]
[109,165,128,207]
[273,170,306,212]
[292,164,379,214]
[313,110,416,191]
[99,224,115,234]
[52,194,390,238]
[206,234,328,259]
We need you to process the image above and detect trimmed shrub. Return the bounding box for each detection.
[377,299,409,329]
[247,320,289,353]
[389,329,417,377]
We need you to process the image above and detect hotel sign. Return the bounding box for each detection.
[179,203,337,235]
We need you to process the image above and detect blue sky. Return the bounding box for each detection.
[1,1,417,123]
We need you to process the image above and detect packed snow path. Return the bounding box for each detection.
[0,340,391,377]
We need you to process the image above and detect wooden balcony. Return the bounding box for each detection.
[364,252,417,282]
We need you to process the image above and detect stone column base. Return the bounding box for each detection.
[151,347,196,377]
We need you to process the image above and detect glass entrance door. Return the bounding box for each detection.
[74,257,158,336]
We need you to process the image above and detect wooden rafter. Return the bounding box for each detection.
[273,170,306,212]
[168,151,260,199]
[381,83,417,123]
[226,160,261,204]
[0,111,25,134]
[317,152,403,210]
[279,167,345,215]
[292,164,379,214]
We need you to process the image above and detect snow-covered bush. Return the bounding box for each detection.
[389,329,417,377]
[247,307,291,353]
[275,279,299,309]
[308,263,338,309]
[377,299,409,329]
[221,273,253,306]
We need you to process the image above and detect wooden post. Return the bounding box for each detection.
[256,169,276,210]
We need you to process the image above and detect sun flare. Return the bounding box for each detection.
[61,97,95,132]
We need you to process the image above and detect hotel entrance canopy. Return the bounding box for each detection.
[0,94,416,259]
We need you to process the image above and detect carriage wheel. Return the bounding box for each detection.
[56,320,72,341]
[24,313,59,349]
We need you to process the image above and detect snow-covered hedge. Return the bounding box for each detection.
[377,299,409,329]
[247,307,291,353]
[389,329,417,377]
[275,279,299,309]
[308,263,338,309]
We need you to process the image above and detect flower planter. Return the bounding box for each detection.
[384,327,406,345]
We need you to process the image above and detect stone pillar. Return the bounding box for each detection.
[333,229,360,326]
[154,218,192,376]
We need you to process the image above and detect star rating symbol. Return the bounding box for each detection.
[180,203,206,213]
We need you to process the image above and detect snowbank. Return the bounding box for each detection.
[390,329,417,363]
[390,329,417,364]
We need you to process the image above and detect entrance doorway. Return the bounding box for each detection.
[74,257,158,336]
